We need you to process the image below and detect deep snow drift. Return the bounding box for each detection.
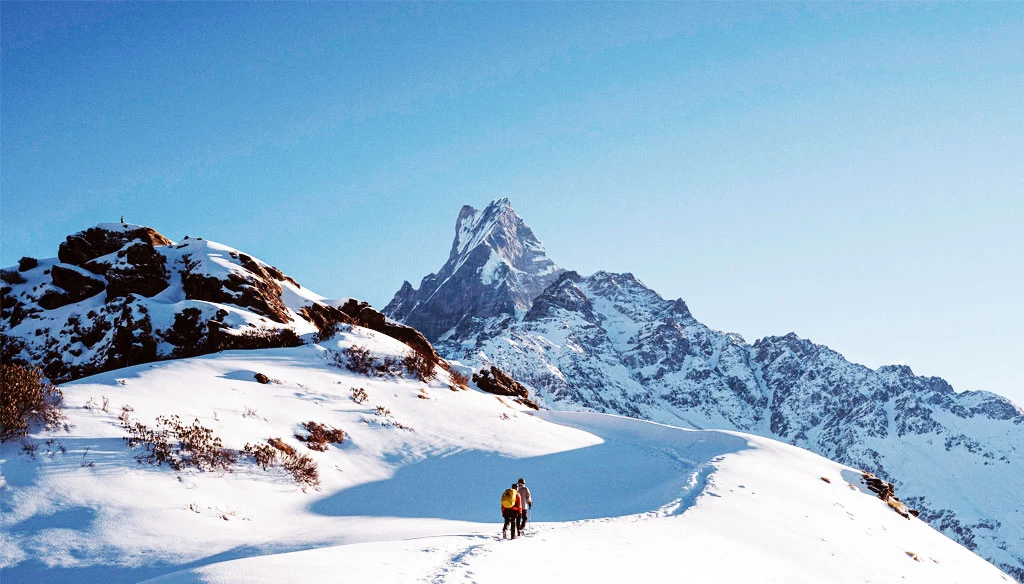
[1,325,1013,583]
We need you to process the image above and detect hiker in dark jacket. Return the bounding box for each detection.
[501,484,522,539]
[515,478,533,532]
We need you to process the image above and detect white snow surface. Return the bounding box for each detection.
[1,327,1012,583]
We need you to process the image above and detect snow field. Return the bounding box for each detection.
[1,325,1014,583]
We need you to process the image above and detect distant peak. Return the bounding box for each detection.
[385,198,563,340]
[451,198,544,264]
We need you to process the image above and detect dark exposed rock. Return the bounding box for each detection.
[254,372,270,384]
[340,299,439,365]
[58,226,172,267]
[161,308,209,358]
[48,265,106,305]
[18,257,38,272]
[1,269,27,285]
[472,365,538,409]
[299,303,353,340]
[105,242,171,299]
[861,472,918,519]
[181,263,291,324]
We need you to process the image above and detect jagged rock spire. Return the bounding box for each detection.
[384,199,563,342]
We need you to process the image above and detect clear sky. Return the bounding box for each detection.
[2,3,1021,405]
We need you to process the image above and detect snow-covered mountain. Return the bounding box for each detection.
[384,198,563,342]
[0,222,434,384]
[1,332,1013,583]
[384,200,1024,581]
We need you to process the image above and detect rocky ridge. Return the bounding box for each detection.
[1,223,433,383]
[384,200,1024,581]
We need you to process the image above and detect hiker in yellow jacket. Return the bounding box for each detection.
[500,483,523,539]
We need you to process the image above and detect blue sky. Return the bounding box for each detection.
[2,3,1022,405]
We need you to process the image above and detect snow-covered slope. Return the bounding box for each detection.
[386,201,1024,581]
[1,327,1012,583]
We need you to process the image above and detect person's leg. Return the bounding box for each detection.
[511,511,520,538]
[502,512,511,538]
[518,507,527,531]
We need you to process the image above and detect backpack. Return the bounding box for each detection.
[501,488,518,509]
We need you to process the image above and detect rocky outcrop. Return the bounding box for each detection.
[103,242,171,299]
[862,472,919,519]
[340,299,439,365]
[44,265,106,308]
[58,225,172,267]
[3,225,322,383]
[2,223,449,395]
[181,256,291,324]
[472,365,539,410]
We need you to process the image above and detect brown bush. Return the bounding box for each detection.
[295,421,345,451]
[1,364,64,442]
[268,437,296,456]
[376,355,403,377]
[351,387,369,404]
[121,414,236,471]
[221,327,304,351]
[243,442,277,470]
[343,345,375,375]
[282,452,319,487]
[403,350,436,383]
[449,369,469,388]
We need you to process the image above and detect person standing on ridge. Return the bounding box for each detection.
[500,483,522,539]
[515,478,533,533]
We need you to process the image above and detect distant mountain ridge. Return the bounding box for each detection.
[384,199,1024,581]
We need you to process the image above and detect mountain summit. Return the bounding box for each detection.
[384,198,562,342]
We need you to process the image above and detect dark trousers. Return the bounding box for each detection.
[502,509,520,537]
[518,506,528,531]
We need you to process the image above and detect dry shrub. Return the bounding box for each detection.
[449,369,469,389]
[295,421,345,451]
[222,327,304,351]
[282,452,319,487]
[1,364,64,442]
[403,350,436,383]
[376,355,403,377]
[351,387,369,404]
[268,437,296,456]
[121,415,236,471]
[243,442,277,470]
[820,476,831,483]
[244,439,319,487]
[344,345,375,375]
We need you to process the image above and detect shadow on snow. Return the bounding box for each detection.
[310,411,752,523]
